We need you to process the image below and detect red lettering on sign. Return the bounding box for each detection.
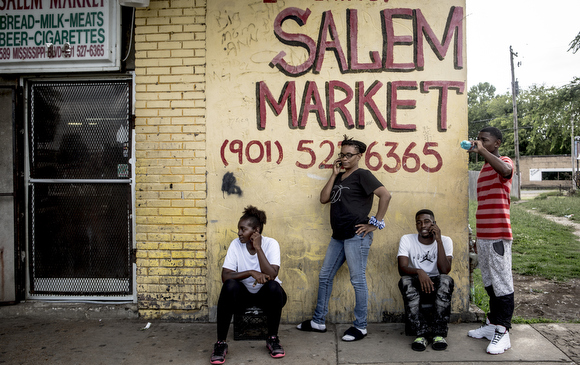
[258,79,462,132]
[383,8,414,71]
[271,7,316,76]
[358,80,386,129]
[220,140,284,166]
[315,10,347,73]
[421,80,465,131]
[318,140,336,169]
[402,142,420,172]
[271,6,463,76]
[220,139,443,173]
[421,142,443,172]
[246,140,264,163]
[257,81,298,129]
[388,81,417,130]
[365,141,383,171]
[383,142,401,173]
[221,139,229,166]
[327,80,354,128]
[415,7,464,70]
[230,140,244,165]
[301,81,327,128]
[296,140,315,169]
[348,9,381,71]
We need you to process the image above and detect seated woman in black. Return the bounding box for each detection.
[210,206,287,364]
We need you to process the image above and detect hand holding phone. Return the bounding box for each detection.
[429,222,441,240]
[333,158,342,174]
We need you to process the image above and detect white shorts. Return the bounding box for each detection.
[476,238,514,297]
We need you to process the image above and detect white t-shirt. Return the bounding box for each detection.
[222,235,282,294]
[397,234,453,277]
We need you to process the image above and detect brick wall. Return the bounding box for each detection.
[133,0,208,320]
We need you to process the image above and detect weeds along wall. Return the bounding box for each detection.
[134,0,469,321]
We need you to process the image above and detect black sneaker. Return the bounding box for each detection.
[266,335,285,358]
[210,341,228,364]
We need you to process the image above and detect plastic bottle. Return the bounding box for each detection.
[460,140,472,150]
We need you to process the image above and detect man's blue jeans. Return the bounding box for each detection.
[312,232,373,329]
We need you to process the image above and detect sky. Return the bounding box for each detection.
[466,0,580,94]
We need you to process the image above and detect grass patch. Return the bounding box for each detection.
[512,316,560,324]
[469,200,580,281]
[525,193,580,220]
[470,268,489,314]
[468,198,477,229]
[511,204,580,280]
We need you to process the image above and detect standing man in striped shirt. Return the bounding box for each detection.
[465,127,514,355]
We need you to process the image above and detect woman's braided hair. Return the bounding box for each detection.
[341,135,367,154]
[241,205,267,233]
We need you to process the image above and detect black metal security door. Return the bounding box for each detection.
[28,81,133,297]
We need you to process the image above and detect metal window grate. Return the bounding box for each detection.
[28,81,132,296]
[30,183,131,295]
[30,82,131,180]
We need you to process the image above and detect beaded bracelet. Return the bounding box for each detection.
[368,216,385,230]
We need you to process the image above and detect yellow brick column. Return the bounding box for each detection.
[134,0,208,320]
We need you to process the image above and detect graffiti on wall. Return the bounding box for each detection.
[221,172,242,196]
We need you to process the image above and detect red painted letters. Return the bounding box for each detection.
[221,139,444,173]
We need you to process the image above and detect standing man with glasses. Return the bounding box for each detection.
[297,135,391,341]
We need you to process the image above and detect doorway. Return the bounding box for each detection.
[27,80,134,299]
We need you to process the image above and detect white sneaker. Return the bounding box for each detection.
[486,326,511,354]
[468,318,496,340]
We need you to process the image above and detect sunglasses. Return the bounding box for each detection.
[338,153,360,159]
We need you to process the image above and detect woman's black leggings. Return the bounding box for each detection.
[216,279,287,341]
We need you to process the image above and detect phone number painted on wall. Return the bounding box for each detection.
[220,139,443,173]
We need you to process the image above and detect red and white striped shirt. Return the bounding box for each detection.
[476,156,513,240]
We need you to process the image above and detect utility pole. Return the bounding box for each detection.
[510,46,521,199]
[573,115,576,192]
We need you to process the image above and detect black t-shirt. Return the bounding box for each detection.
[330,169,383,240]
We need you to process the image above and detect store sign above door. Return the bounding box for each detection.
[0,0,120,73]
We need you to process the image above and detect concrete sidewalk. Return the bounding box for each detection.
[1,316,578,365]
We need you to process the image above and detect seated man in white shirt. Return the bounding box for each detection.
[397,209,454,351]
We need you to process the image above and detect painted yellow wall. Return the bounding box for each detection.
[134,0,468,321]
[205,0,468,323]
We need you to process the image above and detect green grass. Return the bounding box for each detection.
[470,268,489,313]
[512,316,564,324]
[525,193,580,221]
[510,204,580,280]
[470,199,580,281]
[469,195,580,322]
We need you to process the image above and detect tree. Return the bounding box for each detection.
[467,82,497,140]
[467,78,580,166]
[568,31,580,54]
